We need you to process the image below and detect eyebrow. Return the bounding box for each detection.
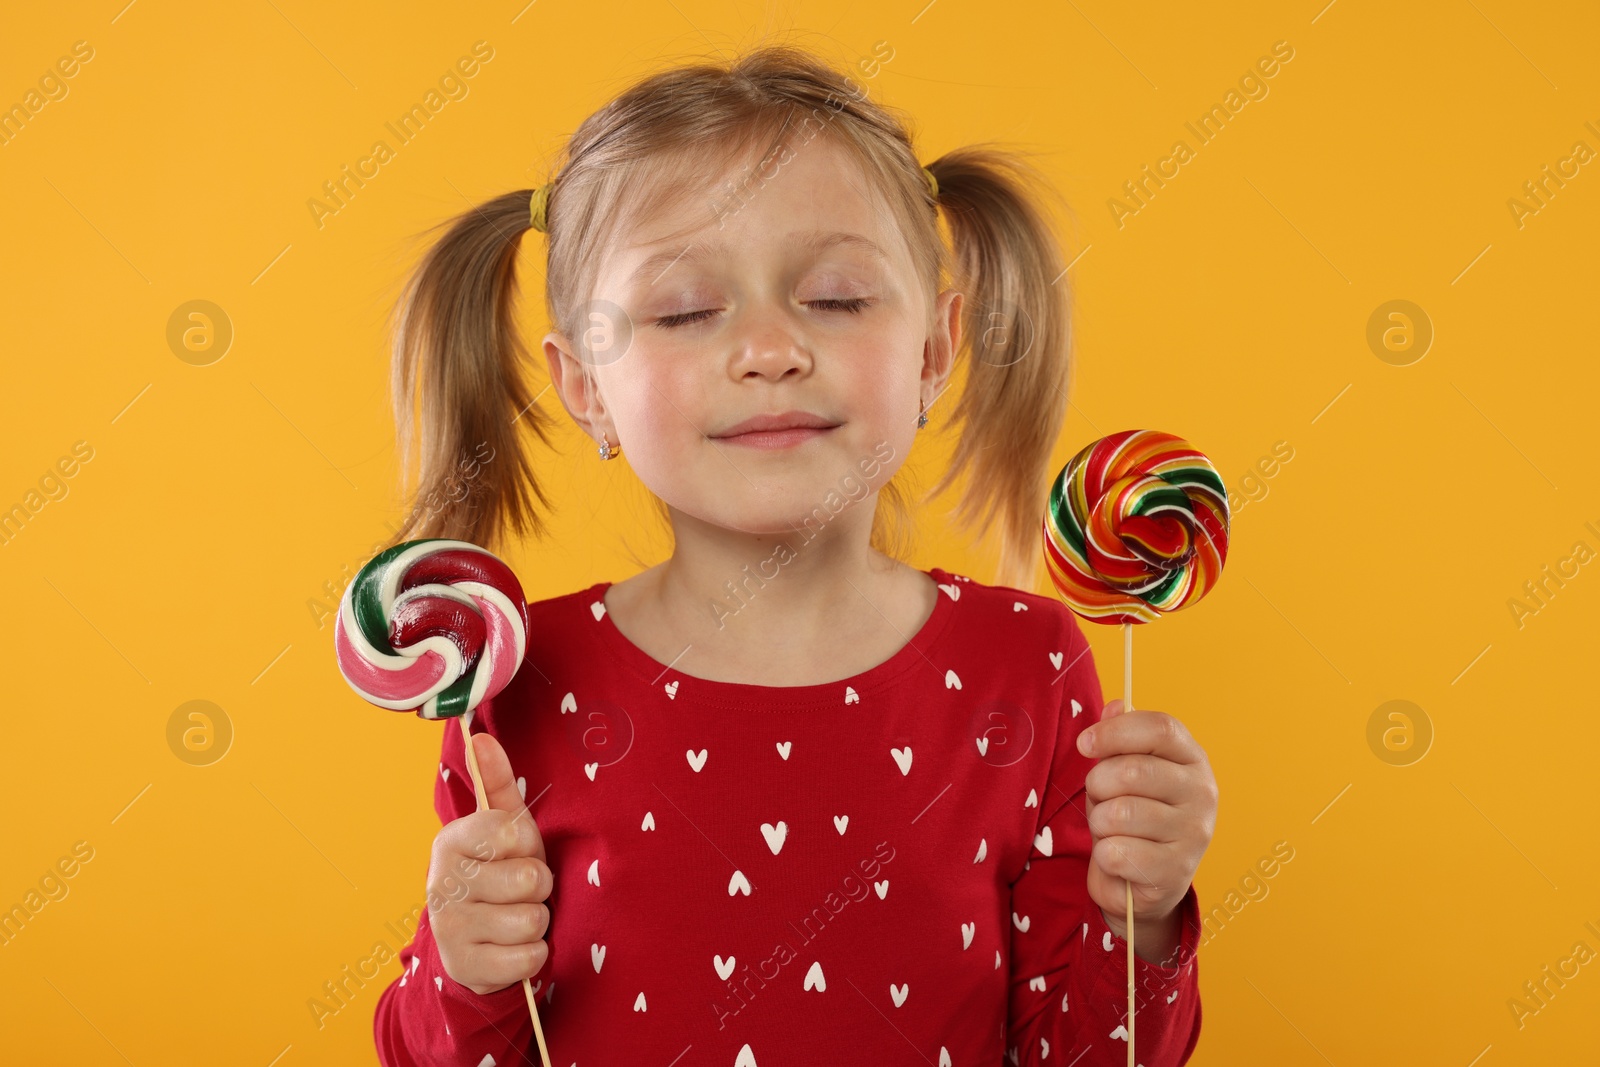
[624,230,889,289]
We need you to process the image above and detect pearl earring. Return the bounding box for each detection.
[598,433,621,460]
[917,401,928,429]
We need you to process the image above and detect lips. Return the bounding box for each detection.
[711,411,841,438]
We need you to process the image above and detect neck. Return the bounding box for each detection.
[634,496,914,680]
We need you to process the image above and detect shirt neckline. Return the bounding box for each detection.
[583,565,960,708]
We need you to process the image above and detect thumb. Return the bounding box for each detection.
[469,731,525,815]
[1079,699,1124,756]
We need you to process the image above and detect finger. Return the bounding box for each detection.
[468,901,550,947]
[1090,834,1170,890]
[471,733,546,862]
[1086,859,1172,927]
[466,856,551,904]
[472,732,526,815]
[1085,793,1183,844]
[457,940,547,990]
[438,808,539,865]
[1079,708,1203,764]
[1085,753,1194,806]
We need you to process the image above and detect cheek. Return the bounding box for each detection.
[595,359,716,504]
[833,335,921,478]
[845,331,920,418]
[601,358,691,444]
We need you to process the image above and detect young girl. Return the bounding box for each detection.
[373,44,1216,1067]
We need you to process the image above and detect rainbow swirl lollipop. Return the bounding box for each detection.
[1043,429,1229,626]
[334,539,530,719]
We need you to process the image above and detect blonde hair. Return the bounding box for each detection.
[384,43,1075,591]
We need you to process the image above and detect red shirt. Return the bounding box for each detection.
[375,565,1202,1066]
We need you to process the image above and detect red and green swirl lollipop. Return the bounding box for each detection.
[332,537,553,1065]
[1040,428,1228,1067]
[1043,429,1229,626]
[334,538,530,720]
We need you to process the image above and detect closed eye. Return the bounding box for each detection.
[654,308,717,328]
[811,298,872,314]
[654,298,873,329]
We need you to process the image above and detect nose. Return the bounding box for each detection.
[727,304,814,382]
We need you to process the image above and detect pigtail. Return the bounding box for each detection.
[383,189,557,554]
[922,146,1075,592]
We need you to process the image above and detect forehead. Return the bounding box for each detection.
[625,230,889,288]
[601,136,912,290]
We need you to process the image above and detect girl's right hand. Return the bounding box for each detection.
[426,731,552,995]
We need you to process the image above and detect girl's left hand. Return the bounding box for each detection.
[1075,699,1217,960]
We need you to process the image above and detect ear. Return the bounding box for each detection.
[542,331,611,442]
[921,288,962,401]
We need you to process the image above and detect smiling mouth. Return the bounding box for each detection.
[713,425,838,450]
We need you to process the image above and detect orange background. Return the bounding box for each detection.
[2,1,1596,1063]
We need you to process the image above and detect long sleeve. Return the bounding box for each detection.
[373,709,542,1067]
[1005,619,1203,1066]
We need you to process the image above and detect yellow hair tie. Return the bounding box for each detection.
[529,182,553,233]
[923,165,938,200]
